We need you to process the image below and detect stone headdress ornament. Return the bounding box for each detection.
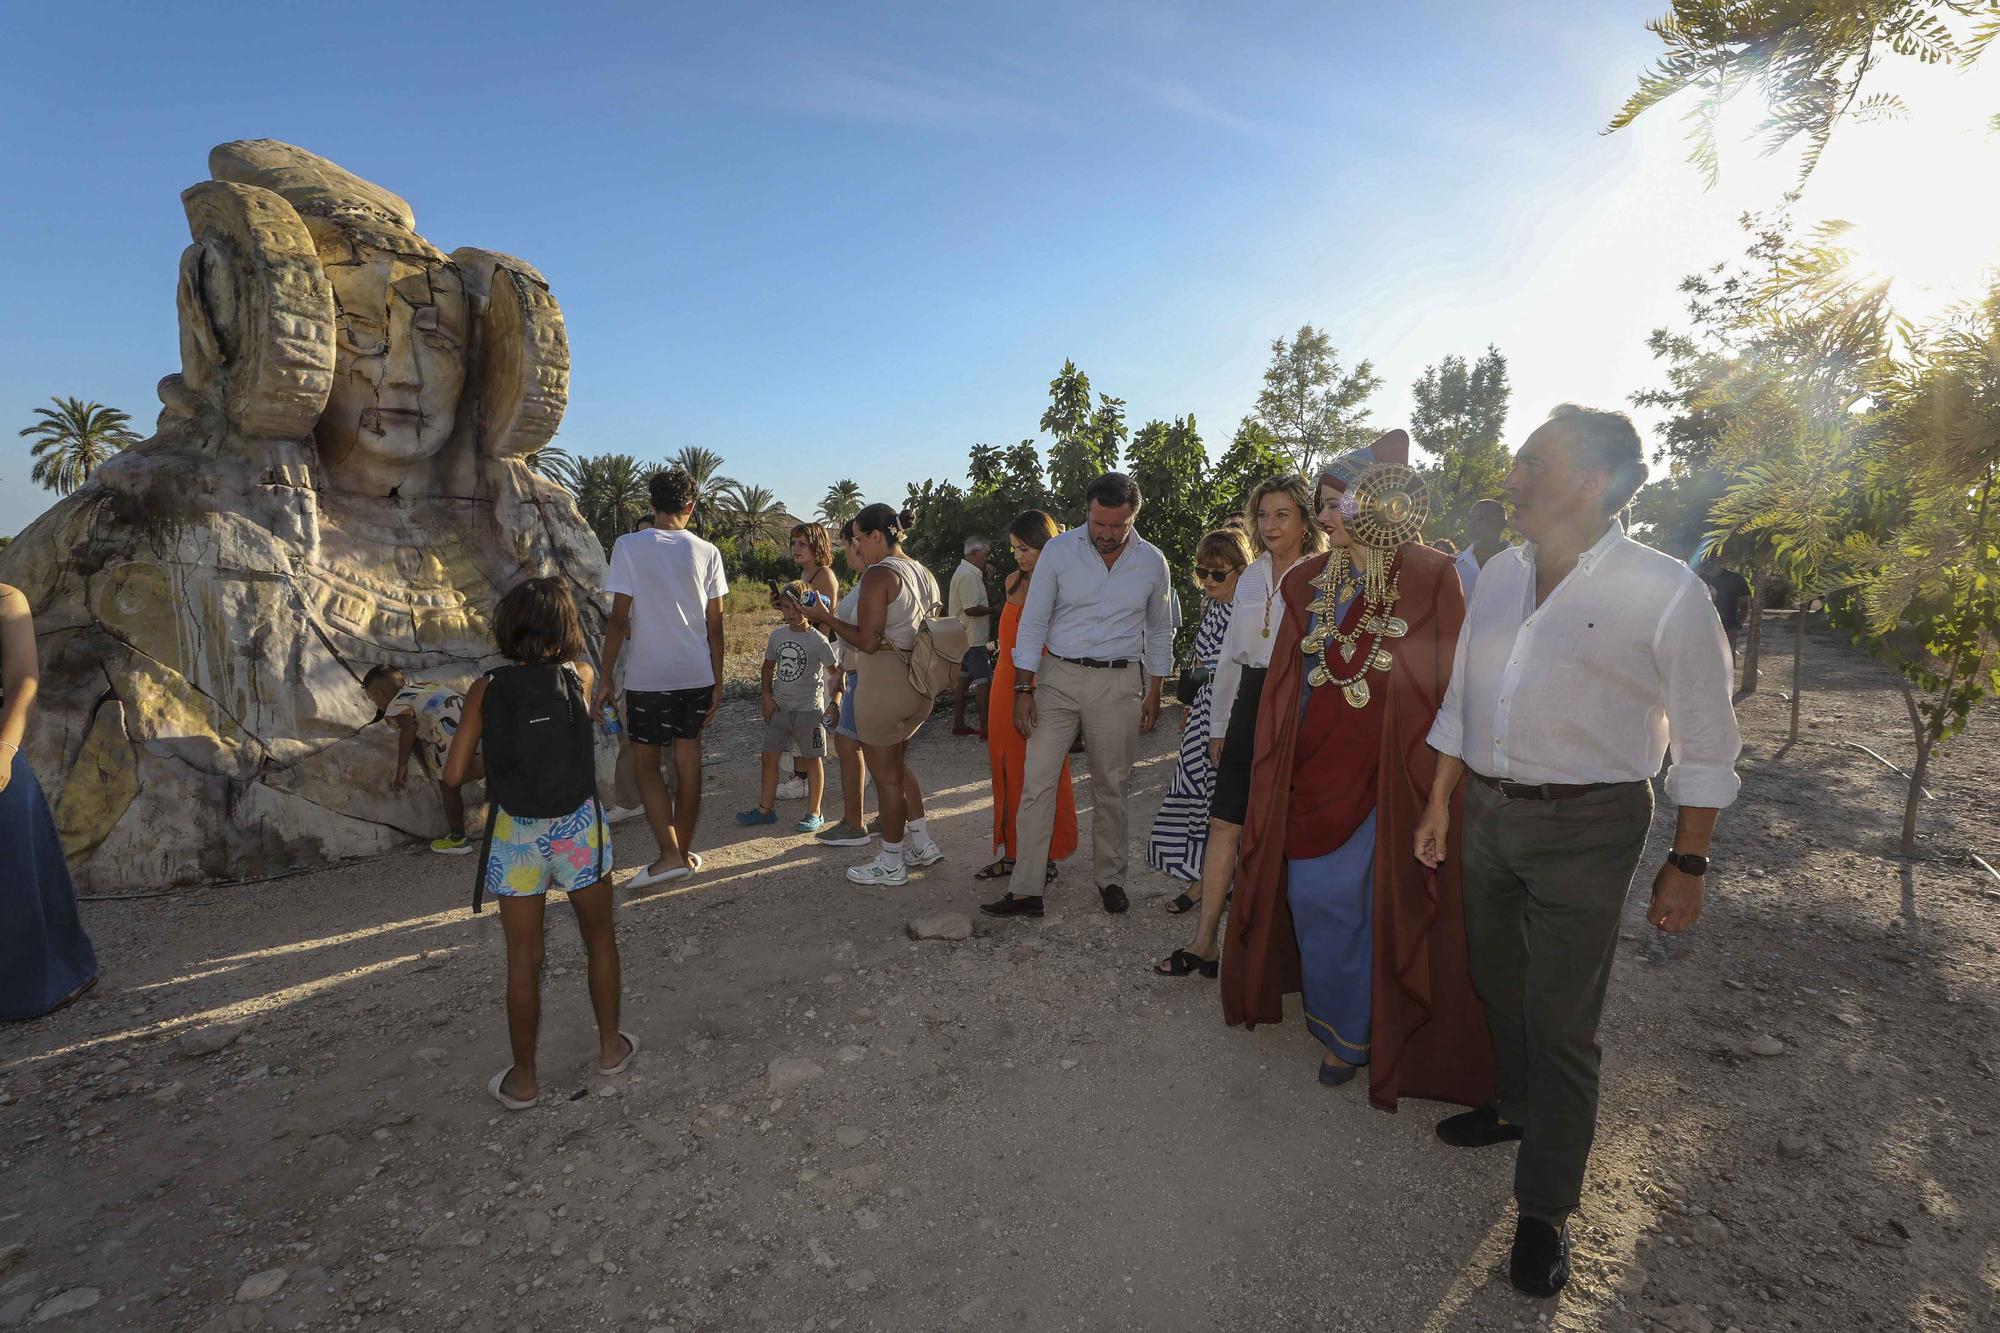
[1304,429,1427,709]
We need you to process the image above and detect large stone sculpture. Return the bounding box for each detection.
[0,141,605,890]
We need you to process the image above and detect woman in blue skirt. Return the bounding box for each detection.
[0,584,98,1021]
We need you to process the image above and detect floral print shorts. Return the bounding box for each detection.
[481,798,611,898]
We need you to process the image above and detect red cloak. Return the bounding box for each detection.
[1220,542,1495,1112]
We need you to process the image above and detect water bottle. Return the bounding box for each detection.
[600,702,622,738]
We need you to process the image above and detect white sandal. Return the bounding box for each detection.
[600,1030,639,1076]
[627,860,690,888]
[487,1068,538,1111]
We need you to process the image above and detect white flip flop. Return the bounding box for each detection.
[600,1030,639,1076]
[687,852,703,872]
[487,1068,538,1111]
[627,861,691,889]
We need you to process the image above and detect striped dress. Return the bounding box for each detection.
[1145,596,1232,880]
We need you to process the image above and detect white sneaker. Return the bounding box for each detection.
[775,776,809,801]
[902,838,944,868]
[846,858,909,886]
[604,805,646,824]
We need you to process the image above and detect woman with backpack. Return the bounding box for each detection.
[802,502,946,885]
[444,577,633,1110]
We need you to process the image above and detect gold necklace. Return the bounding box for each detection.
[1259,552,1301,639]
[1299,547,1405,708]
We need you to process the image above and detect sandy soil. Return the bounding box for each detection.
[2,624,1996,1332]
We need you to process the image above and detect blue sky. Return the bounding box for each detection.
[5,2,1996,536]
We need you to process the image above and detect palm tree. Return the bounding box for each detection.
[527,445,579,491]
[665,444,734,511]
[817,478,864,528]
[20,397,138,495]
[712,481,791,550]
[571,453,652,556]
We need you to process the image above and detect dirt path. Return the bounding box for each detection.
[2,626,1995,1332]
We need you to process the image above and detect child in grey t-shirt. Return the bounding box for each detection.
[737,584,840,833]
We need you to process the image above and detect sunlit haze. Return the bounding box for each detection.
[3,3,1997,537]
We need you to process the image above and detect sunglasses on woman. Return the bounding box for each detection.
[1194,565,1236,583]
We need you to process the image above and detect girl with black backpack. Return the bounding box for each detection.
[443,577,634,1110]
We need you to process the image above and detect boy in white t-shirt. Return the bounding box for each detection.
[596,467,729,887]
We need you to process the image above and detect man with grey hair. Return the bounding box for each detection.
[949,533,995,736]
[1414,404,1741,1298]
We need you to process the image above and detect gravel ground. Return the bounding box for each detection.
[1,624,1995,1332]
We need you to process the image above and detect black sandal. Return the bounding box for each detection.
[1164,891,1198,914]
[974,858,1015,881]
[1152,949,1218,978]
[1044,862,1057,885]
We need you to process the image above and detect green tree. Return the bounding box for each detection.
[713,482,790,551]
[19,397,138,495]
[1848,282,2000,854]
[1610,1,1999,186]
[1411,345,1512,540]
[666,445,737,534]
[818,478,864,527]
[1253,325,1381,476]
[1126,415,1210,658]
[1041,362,1124,516]
[571,453,652,556]
[1208,418,1292,527]
[527,445,579,490]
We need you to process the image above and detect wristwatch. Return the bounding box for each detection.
[1665,851,1709,876]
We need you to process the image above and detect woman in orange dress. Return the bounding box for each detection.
[983,510,1077,884]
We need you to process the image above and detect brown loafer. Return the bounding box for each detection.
[1098,884,1129,914]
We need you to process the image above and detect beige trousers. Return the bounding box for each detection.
[1011,656,1142,893]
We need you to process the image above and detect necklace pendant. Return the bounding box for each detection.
[1342,678,1371,709]
[1307,661,1330,688]
[1260,627,1270,639]
[1301,627,1326,654]
[1379,615,1409,639]
[1339,640,1357,663]
[1370,645,1394,672]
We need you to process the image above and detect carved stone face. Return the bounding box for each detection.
[317,241,469,469]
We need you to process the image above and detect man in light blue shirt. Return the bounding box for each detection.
[983,472,1174,920]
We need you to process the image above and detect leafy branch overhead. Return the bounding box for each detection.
[1609,0,2000,186]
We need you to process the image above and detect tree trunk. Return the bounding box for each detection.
[1901,733,1933,856]
[1788,604,1806,742]
[1741,574,1766,696]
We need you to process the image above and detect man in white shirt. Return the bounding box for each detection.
[1415,405,1740,1299]
[596,467,729,887]
[981,472,1174,919]
[1454,497,1511,600]
[947,536,994,737]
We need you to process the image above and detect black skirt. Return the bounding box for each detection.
[1208,665,1267,826]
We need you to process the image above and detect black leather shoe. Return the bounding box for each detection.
[979,893,1044,919]
[1098,884,1129,913]
[1435,1104,1525,1148]
[1508,1216,1569,1297]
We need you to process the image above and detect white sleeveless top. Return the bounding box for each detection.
[875,554,939,652]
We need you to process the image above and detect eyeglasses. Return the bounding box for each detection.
[1194,565,1236,583]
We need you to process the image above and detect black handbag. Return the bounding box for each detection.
[1174,665,1211,707]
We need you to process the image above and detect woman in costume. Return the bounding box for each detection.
[1219,432,1493,1110]
[0,583,99,1020]
[1144,525,1250,892]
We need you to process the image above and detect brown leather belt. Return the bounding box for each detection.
[1469,770,1637,801]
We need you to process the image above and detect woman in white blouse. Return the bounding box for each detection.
[1154,474,1325,977]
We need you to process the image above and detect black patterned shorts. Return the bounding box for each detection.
[625,686,713,745]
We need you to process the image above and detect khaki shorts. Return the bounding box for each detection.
[761,707,827,757]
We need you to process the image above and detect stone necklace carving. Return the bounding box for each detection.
[1299,547,1405,709]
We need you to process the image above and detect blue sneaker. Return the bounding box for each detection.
[735,806,778,826]
[795,813,827,834]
